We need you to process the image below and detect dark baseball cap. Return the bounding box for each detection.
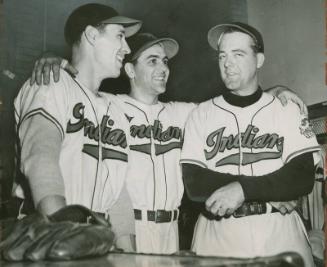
[207,22,264,53]
[125,33,179,62]
[64,3,142,46]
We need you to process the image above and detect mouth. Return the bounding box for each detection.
[116,55,124,64]
[153,76,166,83]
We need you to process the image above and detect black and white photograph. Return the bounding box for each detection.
[0,1,326,266]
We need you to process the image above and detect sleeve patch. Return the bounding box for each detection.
[299,117,315,138]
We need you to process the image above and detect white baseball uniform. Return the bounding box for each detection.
[14,70,130,214]
[116,94,196,254]
[180,92,320,266]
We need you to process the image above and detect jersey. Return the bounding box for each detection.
[180,92,320,266]
[14,70,130,214]
[116,94,196,254]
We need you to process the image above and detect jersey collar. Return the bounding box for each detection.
[222,87,263,107]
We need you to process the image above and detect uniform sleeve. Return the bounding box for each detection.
[279,102,320,163]
[16,72,70,140]
[180,106,207,168]
[15,74,70,207]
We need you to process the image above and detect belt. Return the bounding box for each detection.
[202,202,278,220]
[134,209,179,223]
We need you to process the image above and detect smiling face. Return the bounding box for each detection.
[218,31,264,96]
[94,24,131,78]
[128,43,170,99]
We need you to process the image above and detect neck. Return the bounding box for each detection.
[230,77,259,96]
[71,45,103,93]
[72,61,102,93]
[129,85,159,105]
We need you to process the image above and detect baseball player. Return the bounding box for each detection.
[180,22,320,266]
[29,35,308,255]
[117,33,197,254]
[14,3,141,251]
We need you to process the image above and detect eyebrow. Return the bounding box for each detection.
[145,54,169,61]
[218,49,246,54]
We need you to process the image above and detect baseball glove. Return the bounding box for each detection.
[0,205,115,261]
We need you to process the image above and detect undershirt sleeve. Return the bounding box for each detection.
[182,152,315,202]
[19,114,65,207]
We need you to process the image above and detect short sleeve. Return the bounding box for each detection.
[279,102,320,163]
[15,70,70,139]
[180,106,207,168]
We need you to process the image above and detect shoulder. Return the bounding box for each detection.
[197,96,220,111]
[15,70,75,117]
[163,101,197,113]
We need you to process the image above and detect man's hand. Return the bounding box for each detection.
[270,200,298,215]
[266,85,308,116]
[30,56,78,86]
[205,182,245,217]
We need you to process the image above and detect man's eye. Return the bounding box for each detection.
[235,53,243,57]
[149,59,157,64]
[163,59,169,65]
[117,34,124,39]
[218,54,225,60]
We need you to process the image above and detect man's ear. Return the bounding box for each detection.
[124,62,135,79]
[83,25,98,46]
[256,53,265,69]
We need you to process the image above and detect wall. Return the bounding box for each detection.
[0,0,248,217]
[247,0,326,106]
[2,0,247,102]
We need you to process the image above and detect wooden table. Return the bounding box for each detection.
[0,251,304,267]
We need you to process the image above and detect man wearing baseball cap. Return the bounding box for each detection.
[180,22,319,266]
[116,33,197,254]
[28,28,309,256]
[14,3,141,251]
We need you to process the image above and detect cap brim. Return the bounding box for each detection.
[208,23,252,50]
[132,38,179,61]
[102,16,142,37]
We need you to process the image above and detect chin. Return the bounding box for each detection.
[157,86,166,94]
[224,81,240,91]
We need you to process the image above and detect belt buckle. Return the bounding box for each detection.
[233,203,250,218]
[233,209,247,218]
[154,210,159,223]
[155,210,166,223]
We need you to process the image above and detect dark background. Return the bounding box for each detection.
[0,0,248,218]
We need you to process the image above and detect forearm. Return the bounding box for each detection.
[20,115,66,214]
[182,152,315,203]
[239,153,315,201]
[182,163,239,202]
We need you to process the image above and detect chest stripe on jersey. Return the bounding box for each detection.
[130,143,151,155]
[82,144,127,162]
[155,142,182,155]
[18,108,64,139]
[216,151,282,167]
[130,142,182,156]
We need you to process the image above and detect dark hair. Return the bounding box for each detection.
[219,27,261,53]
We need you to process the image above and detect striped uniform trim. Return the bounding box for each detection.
[285,146,321,163]
[180,159,208,169]
[18,108,65,139]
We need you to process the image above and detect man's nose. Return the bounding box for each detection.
[122,39,131,54]
[224,55,234,67]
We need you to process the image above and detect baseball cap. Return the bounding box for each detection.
[125,33,179,62]
[207,22,264,53]
[64,3,142,46]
